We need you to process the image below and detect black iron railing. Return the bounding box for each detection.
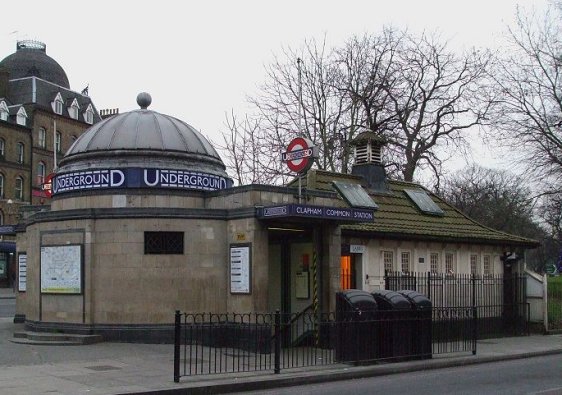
[173,306,483,381]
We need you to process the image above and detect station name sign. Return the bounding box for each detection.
[52,168,232,195]
[258,204,374,223]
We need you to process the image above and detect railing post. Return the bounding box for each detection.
[174,310,181,383]
[274,310,281,374]
[427,271,431,301]
[471,274,477,355]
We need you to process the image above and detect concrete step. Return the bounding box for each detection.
[11,331,103,345]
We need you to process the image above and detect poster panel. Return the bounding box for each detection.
[18,253,27,292]
[40,245,82,294]
[230,244,251,294]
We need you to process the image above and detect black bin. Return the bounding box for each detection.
[335,289,378,362]
[398,290,432,360]
[372,290,412,361]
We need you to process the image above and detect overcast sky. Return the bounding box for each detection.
[0,0,551,174]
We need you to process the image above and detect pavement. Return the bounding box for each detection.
[1,286,562,395]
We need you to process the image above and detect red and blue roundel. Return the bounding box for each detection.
[282,137,315,173]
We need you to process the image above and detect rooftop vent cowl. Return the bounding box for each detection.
[349,131,389,192]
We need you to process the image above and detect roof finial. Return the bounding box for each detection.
[136,92,152,110]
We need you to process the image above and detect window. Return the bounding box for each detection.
[470,254,479,275]
[68,99,80,120]
[0,101,8,121]
[0,211,3,226]
[84,104,94,124]
[16,143,24,164]
[0,138,4,158]
[55,132,62,153]
[37,162,46,185]
[52,93,64,115]
[38,128,46,148]
[430,252,439,273]
[445,253,455,274]
[0,174,4,198]
[383,251,394,274]
[15,176,23,200]
[401,251,410,273]
[483,255,492,275]
[16,107,27,126]
[144,232,184,254]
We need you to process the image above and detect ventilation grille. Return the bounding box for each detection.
[355,143,382,164]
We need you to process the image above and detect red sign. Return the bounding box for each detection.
[42,173,55,198]
[282,137,315,173]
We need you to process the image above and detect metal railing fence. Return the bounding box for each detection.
[173,306,482,381]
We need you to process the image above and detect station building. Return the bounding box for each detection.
[14,94,538,341]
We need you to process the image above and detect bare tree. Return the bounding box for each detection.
[386,32,493,183]
[219,30,492,186]
[441,165,541,239]
[488,6,562,191]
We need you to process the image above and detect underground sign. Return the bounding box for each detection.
[282,137,315,173]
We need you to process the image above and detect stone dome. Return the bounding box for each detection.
[58,93,229,180]
[0,41,70,88]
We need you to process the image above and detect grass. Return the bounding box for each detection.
[548,276,562,329]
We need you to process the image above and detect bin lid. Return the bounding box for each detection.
[372,290,411,310]
[397,290,432,310]
[338,289,377,311]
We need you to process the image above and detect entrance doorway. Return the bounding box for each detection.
[267,227,313,316]
[340,254,363,290]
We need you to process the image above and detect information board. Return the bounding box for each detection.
[18,253,27,292]
[40,245,82,294]
[230,244,251,294]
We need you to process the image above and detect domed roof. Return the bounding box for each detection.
[59,93,228,178]
[0,41,70,88]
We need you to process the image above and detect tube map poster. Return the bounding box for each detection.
[40,245,82,294]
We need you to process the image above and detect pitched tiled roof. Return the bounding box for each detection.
[297,169,539,248]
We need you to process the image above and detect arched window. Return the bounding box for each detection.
[16,142,24,164]
[15,176,24,200]
[38,128,46,148]
[37,162,46,185]
[0,173,4,198]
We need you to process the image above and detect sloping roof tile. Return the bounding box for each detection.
[299,169,539,247]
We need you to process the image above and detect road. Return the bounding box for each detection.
[235,354,562,395]
[0,297,14,318]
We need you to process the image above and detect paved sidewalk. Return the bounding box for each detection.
[1,315,562,395]
[0,287,15,299]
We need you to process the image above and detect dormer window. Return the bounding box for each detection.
[16,106,28,126]
[84,104,94,124]
[52,92,64,115]
[0,101,8,121]
[68,98,80,120]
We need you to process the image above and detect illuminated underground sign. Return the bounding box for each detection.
[258,204,375,223]
[52,168,232,195]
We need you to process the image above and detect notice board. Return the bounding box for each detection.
[230,243,251,294]
[40,245,82,294]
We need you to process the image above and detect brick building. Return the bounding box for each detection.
[0,40,101,287]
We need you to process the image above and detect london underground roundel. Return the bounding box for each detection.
[282,137,315,174]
